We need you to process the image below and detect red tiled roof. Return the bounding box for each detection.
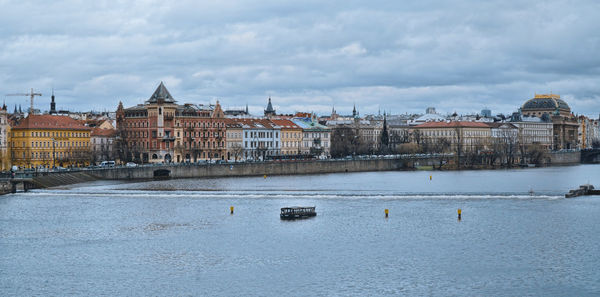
[415,121,490,128]
[230,118,276,129]
[91,127,117,137]
[12,115,91,130]
[294,112,312,118]
[269,119,301,129]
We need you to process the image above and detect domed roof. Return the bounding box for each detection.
[522,94,570,111]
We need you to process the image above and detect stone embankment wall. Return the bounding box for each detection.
[549,151,581,165]
[88,158,417,180]
[0,181,13,195]
[31,172,99,188]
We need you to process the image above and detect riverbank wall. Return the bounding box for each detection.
[549,151,581,165]
[0,180,13,195]
[31,172,99,188]
[87,158,418,180]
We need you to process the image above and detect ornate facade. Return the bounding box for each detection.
[521,94,578,150]
[116,82,226,164]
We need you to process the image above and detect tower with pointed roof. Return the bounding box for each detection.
[264,97,276,117]
[50,89,57,115]
[147,81,176,104]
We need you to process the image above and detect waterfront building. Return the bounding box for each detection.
[234,118,280,160]
[413,121,491,153]
[0,105,10,170]
[509,111,554,151]
[91,126,117,164]
[487,122,518,140]
[270,119,303,155]
[116,82,226,164]
[225,119,244,161]
[521,94,578,150]
[292,115,330,157]
[10,115,91,168]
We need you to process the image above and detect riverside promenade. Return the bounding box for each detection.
[1,150,588,192]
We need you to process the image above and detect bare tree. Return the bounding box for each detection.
[231,143,244,161]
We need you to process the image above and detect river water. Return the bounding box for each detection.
[1,165,600,296]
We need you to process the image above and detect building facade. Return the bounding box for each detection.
[0,106,10,170]
[292,116,330,157]
[509,113,554,151]
[225,119,244,161]
[116,82,227,164]
[414,121,492,153]
[236,118,281,160]
[10,115,91,168]
[91,127,117,164]
[521,94,578,150]
[270,119,302,155]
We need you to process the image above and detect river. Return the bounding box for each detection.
[1,165,600,296]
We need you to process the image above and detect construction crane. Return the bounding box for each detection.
[5,88,42,114]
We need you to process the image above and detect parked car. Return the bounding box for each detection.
[126,162,138,167]
[100,161,116,167]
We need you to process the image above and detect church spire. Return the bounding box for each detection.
[264,96,275,117]
[50,88,57,114]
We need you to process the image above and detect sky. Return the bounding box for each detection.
[1,0,600,117]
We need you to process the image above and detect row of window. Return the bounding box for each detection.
[245,131,279,139]
[126,121,226,129]
[12,150,78,159]
[12,141,88,148]
[129,141,225,149]
[245,141,279,148]
[12,131,89,138]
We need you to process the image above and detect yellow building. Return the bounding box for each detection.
[270,119,303,155]
[10,115,91,169]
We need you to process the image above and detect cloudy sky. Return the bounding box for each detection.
[1,0,599,117]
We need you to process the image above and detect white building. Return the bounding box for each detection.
[510,113,554,150]
[235,118,280,160]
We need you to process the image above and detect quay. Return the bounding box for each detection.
[0,150,586,193]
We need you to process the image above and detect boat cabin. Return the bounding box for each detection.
[280,206,317,220]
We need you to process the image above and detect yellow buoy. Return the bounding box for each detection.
[230,206,234,214]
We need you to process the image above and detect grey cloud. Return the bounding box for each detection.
[1,0,599,117]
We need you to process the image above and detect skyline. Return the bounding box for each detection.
[2,1,600,117]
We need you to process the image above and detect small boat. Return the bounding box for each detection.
[565,184,600,198]
[280,206,317,220]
